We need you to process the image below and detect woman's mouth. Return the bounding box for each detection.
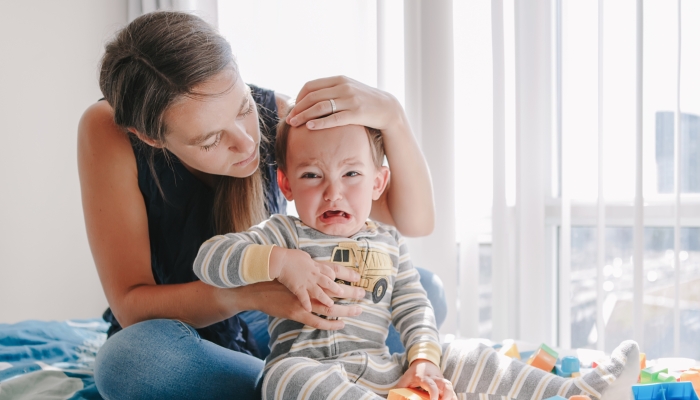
[233,151,257,167]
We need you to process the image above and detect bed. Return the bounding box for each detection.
[0,319,107,400]
[2,318,696,400]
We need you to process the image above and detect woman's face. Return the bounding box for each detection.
[161,69,261,178]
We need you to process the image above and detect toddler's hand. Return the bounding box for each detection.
[272,248,354,312]
[394,360,455,400]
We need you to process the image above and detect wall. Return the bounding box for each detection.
[0,1,128,323]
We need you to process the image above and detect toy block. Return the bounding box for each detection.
[561,356,580,375]
[499,339,521,360]
[568,396,592,400]
[657,372,678,383]
[680,370,700,394]
[570,371,581,378]
[388,388,430,400]
[632,382,700,400]
[641,366,669,384]
[543,396,567,400]
[527,343,559,372]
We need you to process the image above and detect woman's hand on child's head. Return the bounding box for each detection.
[394,360,455,400]
[285,75,401,132]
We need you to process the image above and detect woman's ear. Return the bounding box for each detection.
[372,166,390,201]
[128,128,164,148]
[277,168,294,201]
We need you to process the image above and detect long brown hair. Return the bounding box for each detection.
[99,11,267,234]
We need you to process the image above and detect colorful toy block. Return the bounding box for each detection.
[680,370,700,396]
[632,382,700,400]
[640,353,647,370]
[526,343,559,372]
[499,339,521,360]
[387,388,430,400]
[554,356,580,377]
[657,372,679,383]
[568,396,592,400]
[543,396,566,400]
[641,366,670,384]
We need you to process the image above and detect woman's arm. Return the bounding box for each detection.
[284,76,435,237]
[78,101,244,328]
[77,102,360,330]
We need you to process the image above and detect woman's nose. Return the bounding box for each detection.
[225,127,256,155]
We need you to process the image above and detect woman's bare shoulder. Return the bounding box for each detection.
[78,101,136,172]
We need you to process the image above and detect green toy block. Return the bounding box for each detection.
[540,343,558,359]
[657,372,678,383]
[640,366,670,384]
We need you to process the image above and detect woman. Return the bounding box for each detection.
[78,11,439,399]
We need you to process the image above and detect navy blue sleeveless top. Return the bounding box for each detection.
[102,85,286,357]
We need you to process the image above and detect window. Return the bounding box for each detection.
[557,0,700,356]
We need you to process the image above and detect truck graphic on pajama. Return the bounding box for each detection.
[331,242,392,303]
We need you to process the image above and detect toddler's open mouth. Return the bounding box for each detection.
[321,210,351,220]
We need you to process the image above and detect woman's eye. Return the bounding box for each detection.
[239,99,255,119]
[200,134,222,152]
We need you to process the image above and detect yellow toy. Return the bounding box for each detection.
[499,339,521,360]
[332,242,393,303]
[387,388,430,400]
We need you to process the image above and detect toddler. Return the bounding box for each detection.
[194,117,640,400]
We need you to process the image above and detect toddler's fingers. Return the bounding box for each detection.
[324,262,360,282]
[313,287,335,309]
[393,373,414,390]
[419,379,439,400]
[438,379,455,400]
[318,277,343,297]
[316,263,337,281]
[294,290,312,313]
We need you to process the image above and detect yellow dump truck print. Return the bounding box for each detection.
[331,242,393,303]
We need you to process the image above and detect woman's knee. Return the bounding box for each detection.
[95,319,264,400]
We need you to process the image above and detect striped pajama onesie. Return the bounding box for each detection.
[194,215,639,400]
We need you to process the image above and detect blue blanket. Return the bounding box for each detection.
[0,319,107,400]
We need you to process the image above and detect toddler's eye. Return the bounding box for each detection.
[345,171,360,177]
[301,172,319,179]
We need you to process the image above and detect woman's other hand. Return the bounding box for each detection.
[285,76,401,132]
[237,278,365,331]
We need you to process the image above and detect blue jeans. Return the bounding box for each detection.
[94,267,446,399]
